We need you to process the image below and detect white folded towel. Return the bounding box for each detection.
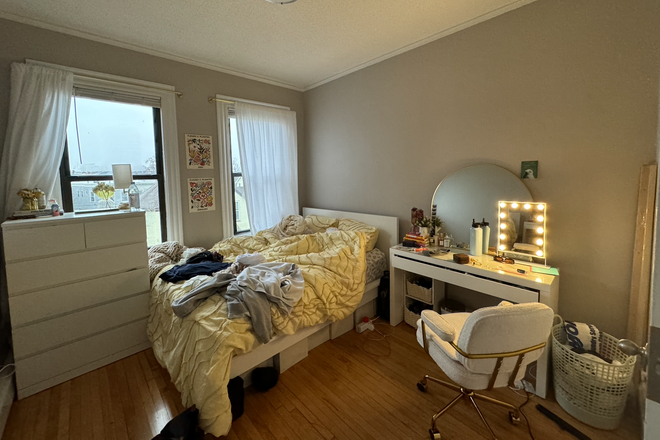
[565,320,601,353]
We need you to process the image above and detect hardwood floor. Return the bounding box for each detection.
[3,323,640,440]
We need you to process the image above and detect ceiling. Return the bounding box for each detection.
[0,0,536,91]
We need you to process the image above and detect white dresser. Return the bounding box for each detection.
[1,210,151,399]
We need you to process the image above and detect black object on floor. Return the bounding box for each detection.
[377,270,390,321]
[535,404,591,440]
[227,376,245,421]
[152,406,203,440]
[252,367,279,392]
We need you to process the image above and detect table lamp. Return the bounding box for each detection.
[112,164,132,210]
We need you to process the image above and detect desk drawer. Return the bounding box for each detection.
[393,256,538,304]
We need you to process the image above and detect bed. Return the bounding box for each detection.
[146,208,398,436]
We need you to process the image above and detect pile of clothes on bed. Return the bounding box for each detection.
[146,214,378,436]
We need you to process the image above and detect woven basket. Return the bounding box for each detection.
[404,308,421,328]
[407,280,433,304]
[552,316,635,430]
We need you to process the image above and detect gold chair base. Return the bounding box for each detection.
[417,375,521,440]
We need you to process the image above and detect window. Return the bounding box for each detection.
[229,117,250,234]
[60,92,167,246]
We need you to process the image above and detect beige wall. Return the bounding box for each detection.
[302,0,660,336]
[0,18,305,248]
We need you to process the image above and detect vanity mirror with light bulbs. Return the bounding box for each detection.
[497,201,547,265]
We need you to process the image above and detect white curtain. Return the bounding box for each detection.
[235,102,299,233]
[0,63,74,219]
[215,100,235,239]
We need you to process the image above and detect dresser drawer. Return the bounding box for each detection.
[85,216,147,249]
[5,243,148,295]
[15,319,149,391]
[2,223,85,262]
[9,268,149,326]
[13,293,149,360]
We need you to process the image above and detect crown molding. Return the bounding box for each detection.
[0,11,304,92]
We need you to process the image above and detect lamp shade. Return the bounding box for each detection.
[112,164,133,190]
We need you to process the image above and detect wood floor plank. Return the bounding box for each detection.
[3,324,640,440]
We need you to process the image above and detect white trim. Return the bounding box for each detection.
[2,1,537,92]
[46,62,184,243]
[301,0,538,91]
[2,12,302,91]
[26,59,175,92]
[215,94,289,110]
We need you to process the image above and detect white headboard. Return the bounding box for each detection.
[302,207,399,266]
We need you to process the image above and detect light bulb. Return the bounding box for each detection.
[500,202,506,208]
[537,227,544,234]
[499,213,506,218]
[511,203,519,209]
[537,204,545,210]
[500,224,506,229]
[536,250,543,256]
[536,239,543,246]
[524,204,531,210]
[537,215,544,222]
[499,245,505,250]
[499,234,506,240]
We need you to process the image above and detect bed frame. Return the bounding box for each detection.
[229,208,399,383]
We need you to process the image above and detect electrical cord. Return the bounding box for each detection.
[518,391,536,440]
[361,317,395,356]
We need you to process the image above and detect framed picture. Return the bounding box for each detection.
[188,178,215,212]
[185,134,213,169]
[521,160,538,180]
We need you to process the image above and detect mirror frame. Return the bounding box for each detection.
[497,200,547,265]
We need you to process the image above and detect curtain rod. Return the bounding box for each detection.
[74,74,183,98]
[208,96,290,110]
[209,97,234,104]
[25,59,183,98]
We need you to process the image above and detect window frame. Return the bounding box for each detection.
[59,103,168,243]
[26,60,185,243]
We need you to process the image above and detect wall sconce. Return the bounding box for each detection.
[497,201,547,265]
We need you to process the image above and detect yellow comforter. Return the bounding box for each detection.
[147,229,367,436]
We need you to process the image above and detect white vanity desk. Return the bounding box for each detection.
[389,245,559,398]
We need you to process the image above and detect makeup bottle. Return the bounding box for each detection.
[481,218,490,255]
[470,219,483,256]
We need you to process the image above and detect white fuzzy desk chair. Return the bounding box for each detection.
[416,302,554,440]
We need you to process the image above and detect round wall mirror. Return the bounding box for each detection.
[431,164,531,250]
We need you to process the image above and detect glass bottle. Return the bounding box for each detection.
[128,182,140,209]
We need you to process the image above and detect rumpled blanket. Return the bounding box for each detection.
[270,214,311,238]
[147,229,367,436]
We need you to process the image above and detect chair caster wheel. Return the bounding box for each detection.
[509,411,521,425]
[417,381,428,392]
[429,428,441,439]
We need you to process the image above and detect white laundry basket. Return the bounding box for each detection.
[551,316,635,430]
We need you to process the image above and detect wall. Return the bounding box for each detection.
[0,18,305,248]
[302,0,660,336]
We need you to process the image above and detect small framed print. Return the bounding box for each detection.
[188,178,215,212]
[186,134,213,169]
[521,160,538,180]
